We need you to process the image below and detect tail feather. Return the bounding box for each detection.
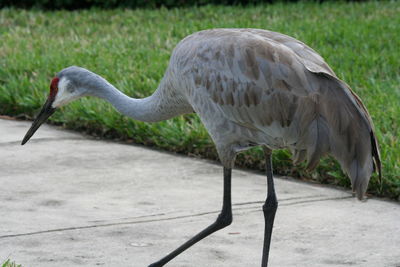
[370,131,382,183]
[346,87,382,183]
[297,73,381,199]
[349,158,373,199]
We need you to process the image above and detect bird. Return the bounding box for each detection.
[21,28,381,267]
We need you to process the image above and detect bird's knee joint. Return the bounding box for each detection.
[216,212,232,227]
[263,201,278,212]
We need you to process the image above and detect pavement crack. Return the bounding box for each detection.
[0,196,353,240]
[0,205,264,239]
[280,195,354,206]
[244,196,354,214]
[0,211,222,239]
[231,195,337,207]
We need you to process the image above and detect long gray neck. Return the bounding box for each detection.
[87,73,189,123]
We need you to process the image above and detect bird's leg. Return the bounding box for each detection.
[261,147,278,267]
[149,167,233,267]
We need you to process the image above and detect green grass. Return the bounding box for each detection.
[2,260,21,267]
[0,2,399,199]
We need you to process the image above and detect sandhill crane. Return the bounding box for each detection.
[21,28,381,267]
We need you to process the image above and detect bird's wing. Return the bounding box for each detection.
[176,29,381,198]
[250,29,381,180]
[180,29,332,132]
[244,29,337,76]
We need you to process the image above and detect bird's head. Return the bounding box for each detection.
[21,66,90,145]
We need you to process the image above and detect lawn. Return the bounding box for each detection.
[1,260,21,267]
[0,2,399,199]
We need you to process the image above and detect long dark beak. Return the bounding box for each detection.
[21,98,56,145]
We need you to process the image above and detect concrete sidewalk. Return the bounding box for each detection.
[0,118,399,267]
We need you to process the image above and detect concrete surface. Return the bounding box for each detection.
[0,117,399,267]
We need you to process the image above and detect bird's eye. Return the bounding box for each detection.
[66,83,75,93]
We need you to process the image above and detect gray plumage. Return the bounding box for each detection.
[54,28,381,199]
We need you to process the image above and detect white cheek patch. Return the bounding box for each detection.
[52,77,78,108]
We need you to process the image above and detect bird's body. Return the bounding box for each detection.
[22,28,381,267]
[173,29,381,195]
